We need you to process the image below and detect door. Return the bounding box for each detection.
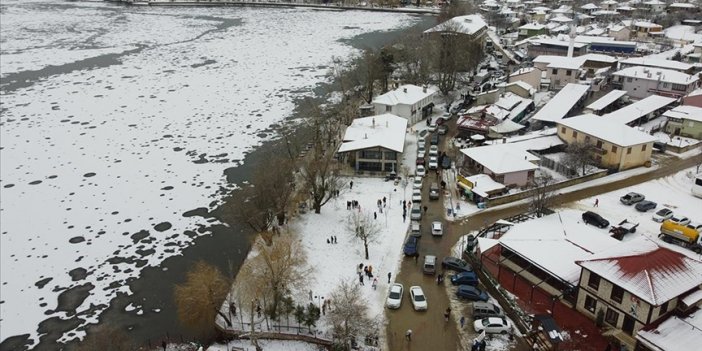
[622,315,635,335]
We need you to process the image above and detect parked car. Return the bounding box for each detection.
[653,208,674,222]
[438,125,448,135]
[423,255,437,275]
[620,192,645,205]
[456,285,489,301]
[429,183,440,200]
[669,215,691,226]
[403,236,419,256]
[428,156,438,170]
[410,286,428,311]
[418,139,426,149]
[410,221,421,237]
[473,317,512,334]
[417,145,426,157]
[472,302,504,320]
[429,145,439,157]
[431,221,443,236]
[430,133,439,145]
[450,271,479,286]
[410,203,422,221]
[386,283,403,309]
[441,156,451,169]
[416,165,426,178]
[412,177,423,190]
[582,211,610,228]
[416,157,425,166]
[427,120,437,133]
[411,189,422,203]
[442,256,472,272]
[635,200,657,212]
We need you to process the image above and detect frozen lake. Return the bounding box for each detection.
[0,0,422,347]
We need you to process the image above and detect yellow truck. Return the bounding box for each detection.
[659,221,702,253]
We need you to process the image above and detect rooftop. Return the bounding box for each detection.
[613,66,699,85]
[637,312,702,351]
[585,90,627,112]
[663,105,702,123]
[558,113,657,147]
[424,15,487,36]
[578,245,702,305]
[603,95,677,125]
[460,143,539,174]
[531,84,590,123]
[337,113,407,153]
[372,84,436,107]
[621,57,694,72]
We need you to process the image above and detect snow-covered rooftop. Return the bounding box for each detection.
[424,14,487,36]
[530,37,588,48]
[559,113,657,146]
[682,289,702,307]
[490,119,526,134]
[578,245,702,305]
[372,84,436,106]
[535,53,617,70]
[499,210,620,284]
[669,2,698,8]
[637,312,702,351]
[519,22,546,30]
[634,21,663,29]
[586,90,627,112]
[663,105,702,123]
[549,15,574,23]
[664,25,702,43]
[603,95,677,125]
[337,113,407,153]
[464,173,506,196]
[498,80,536,96]
[531,84,590,123]
[460,143,539,174]
[621,57,694,72]
[510,67,537,77]
[581,3,600,10]
[613,66,699,85]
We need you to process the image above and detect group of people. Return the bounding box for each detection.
[326,235,337,244]
[357,263,376,286]
[346,200,361,210]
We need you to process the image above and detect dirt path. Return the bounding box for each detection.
[386,134,702,350]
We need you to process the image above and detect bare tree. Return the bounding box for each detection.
[391,29,433,86]
[426,21,484,96]
[346,210,382,260]
[174,261,232,341]
[562,141,599,176]
[75,325,133,351]
[529,173,555,217]
[436,1,477,23]
[328,280,371,350]
[234,263,265,351]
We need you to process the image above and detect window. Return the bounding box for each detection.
[572,131,578,138]
[587,273,600,290]
[611,145,618,153]
[584,295,597,313]
[627,77,633,83]
[566,70,572,76]
[627,147,632,155]
[605,308,619,326]
[610,285,624,303]
[585,136,591,143]
[660,301,669,315]
[561,127,566,134]
[552,69,558,75]
[663,82,669,88]
[642,144,647,151]
[596,140,603,148]
[385,105,392,112]
[672,83,687,92]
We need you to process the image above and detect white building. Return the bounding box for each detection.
[423,14,488,42]
[337,113,407,173]
[372,85,437,124]
[612,66,700,100]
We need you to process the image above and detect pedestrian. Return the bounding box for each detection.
[364,266,369,276]
[444,310,449,322]
[372,278,378,290]
[359,274,364,285]
[383,196,386,207]
[330,235,333,244]
[379,206,383,214]
[368,265,373,277]
[256,304,262,318]
[479,340,486,351]
[414,254,419,263]
[322,302,326,315]
[423,205,428,214]
[162,340,167,351]
[471,340,479,351]
[387,272,392,283]
[405,329,412,341]
[377,199,382,208]
[347,201,351,210]
[334,236,337,244]
[460,316,465,328]
[403,200,407,208]
[229,302,237,316]
[437,274,441,285]
[350,180,353,189]
[326,238,330,244]
[594,198,599,207]
[374,212,377,220]
[402,212,406,222]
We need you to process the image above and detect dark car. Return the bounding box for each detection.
[430,133,439,145]
[456,285,489,302]
[582,211,610,228]
[635,200,657,212]
[450,271,479,286]
[403,236,419,256]
[441,156,451,169]
[442,256,473,272]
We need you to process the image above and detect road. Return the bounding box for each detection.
[385,116,702,350]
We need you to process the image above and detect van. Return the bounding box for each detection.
[429,183,440,200]
[411,203,422,220]
[472,302,504,320]
[423,255,436,275]
[410,221,421,237]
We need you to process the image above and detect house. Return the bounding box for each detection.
[531,83,590,124]
[336,113,407,173]
[575,243,702,350]
[612,66,700,100]
[633,21,664,39]
[533,54,617,89]
[603,95,677,126]
[620,58,695,74]
[683,88,702,108]
[509,67,542,90]
[607,24,632,41]
[663,105,702,139]
[557,114,656,170]
[423,14,488,43]
[636,311,702,351]
[584,90,628,115]
[580,3,600,14]
[527,38,588,58]
[459,143,538,187]
[496,81,536,98]
[588,39,637,55]
[456,173,507,204]
[642,0,667,13]
[372,85,437,124]
[518,23,547,40]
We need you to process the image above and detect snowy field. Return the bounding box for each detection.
[0,0,419,345]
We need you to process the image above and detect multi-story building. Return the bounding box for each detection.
[612,66,700,100]
[372,85,437,124]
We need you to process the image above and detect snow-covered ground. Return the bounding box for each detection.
[208,340,322,351]
[0,0,419,345]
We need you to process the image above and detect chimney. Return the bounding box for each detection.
[423,86,427,93]
[364,133,368,139]
[403,87,408,93]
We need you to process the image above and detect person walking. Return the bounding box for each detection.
[405,329,412,341]
[594,198,599,207]
[350,180,353,189]
[387,272,392,283]
[359,274,364,285]
[372,278,378,290]
[374,212,377,220]
[423,205,428,214]
[402,212,406,222]
[460,316,466,328]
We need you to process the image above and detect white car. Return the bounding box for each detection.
[427,121,437,132]
[412,177,423,190]
[473,317,513,334]
[428,156,438,170]
[652,208,674,222]
[409,286,427,311]
[431,221,443,236]
[669,215,691,226]
[412,189,422,203]
[416,165,426,178]
[417,145,426,157]
[386,283,403,309]
[418,139,426,149]
[429,145,439,157]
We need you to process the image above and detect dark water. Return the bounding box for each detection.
[0,9,436,351]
